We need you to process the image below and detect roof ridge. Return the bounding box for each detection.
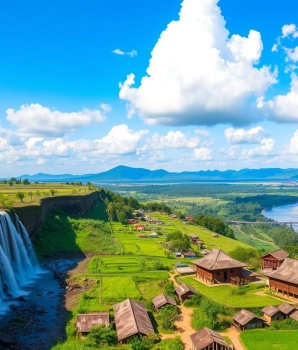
[128,298,140,334]
[210,249,221,269]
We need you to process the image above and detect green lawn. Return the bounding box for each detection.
[112,222,168,256]
[88,255,175,274]
[101,276,141,301]
[240,330,298,350]
[181,277,282,308]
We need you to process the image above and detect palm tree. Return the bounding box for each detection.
[106,202,115,224]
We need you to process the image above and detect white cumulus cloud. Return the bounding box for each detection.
[6,103,110,137]
[139,131,200,152]
[119,0,276,126]
[241,138,275,158]
[258,73,298,123]
[225,126,265,144]
[194,147,213,161]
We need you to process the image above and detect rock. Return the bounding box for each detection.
[0,331,15,346]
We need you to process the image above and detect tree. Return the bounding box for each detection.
[28,191,33,201]
[157,305,179,330]
[22,178,30,185]
[16,192,25,202]
[106,201,115,224]
[50,189,57,196]
[86,325,117,346]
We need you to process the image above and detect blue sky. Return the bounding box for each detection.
[1,0,298,176]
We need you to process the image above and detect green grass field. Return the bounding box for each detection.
[88,255,175,274]
[240,330,298,349]
[181,277,282,308]
[101,276,141,301]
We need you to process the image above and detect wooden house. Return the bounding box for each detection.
[190,328,231,350]
[113,299,154,343]
[265,258,298,298]
[192,249,247,284]
[289,309,298,321]
[262,305,286,323]
[278,302,295,318]
[152,294,177,312]
[261,249,289,271]
[242,268,259,282]
[232,309,264,331]
[76,313,110,336]
[188,234,199,244]
[175,283,198,302]
[183,251,197,258]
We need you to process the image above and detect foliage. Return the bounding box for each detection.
[269,318,298,330]
[184,293,202,307]
[283,245,298,258]
[16,191,25,202]
[86,325,117,346]
[196,214,235,239]
[166,231,190,252]
[229,246,261,268]
[128,334,160,350]
[164,281,176,298]
[152,337,184,350]
[157,305,179,330]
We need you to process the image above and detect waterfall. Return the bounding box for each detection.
[0,211,39,313]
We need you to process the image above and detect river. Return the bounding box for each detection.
[263,202,298,232]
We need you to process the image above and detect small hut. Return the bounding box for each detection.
[113,299,154,343]
[190,328,231,350]
[232,309,264,331]
[152,294,177,312]
[76,313,110,336]
[261,249,289,271]
[175,283,197,302]
[278,302,295,318]
[290,309,298,321]
[262,306,286,324]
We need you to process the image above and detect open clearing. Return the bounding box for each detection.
[240,330,298,350]
[181,277,282,308]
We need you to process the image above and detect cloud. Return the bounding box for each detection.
[225,126,265,144]
[119,0,276,126]
[194,147,213,161]
[273,24,298,64]
[258,73,298,123]
[195,129,209,136]
[285,129,298,154]
[6,103,110,137]
[139,131,200,152]
[112,49,137,57]
[241,138,275,158]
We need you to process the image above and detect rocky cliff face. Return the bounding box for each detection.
[12,192,99,238]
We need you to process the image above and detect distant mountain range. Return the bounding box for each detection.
[6,165,298,183]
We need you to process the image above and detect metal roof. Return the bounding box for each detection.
[175,283,198,297]
[262,305,280,317]
[113,298,154,341]
[278,302,295,315]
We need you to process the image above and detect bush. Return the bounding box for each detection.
[157,305,179,330]
[86,325,117,346]
[270,318,298,330]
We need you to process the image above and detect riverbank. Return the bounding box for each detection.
[0,258,82,350]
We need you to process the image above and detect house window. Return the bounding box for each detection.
[217,272,220,276]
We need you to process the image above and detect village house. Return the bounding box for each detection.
[242,268,259,282]
[183,251,197,258]
[190,328,231,350]
[113,298,154,343]
[261,249,289,271]
[265,258,298,298]
[192,249,248,284]
[232,309,264,331]
[188,234,199,244]
[152,294,177,312]
[174,252,182,258]
[262,305,286,323]
[175,283,198,302]
[278,302,296,317]
[290,309,298,321]
[76,313,110,336]
[176,265,196,276]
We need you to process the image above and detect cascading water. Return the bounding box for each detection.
[0,211,39,313]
